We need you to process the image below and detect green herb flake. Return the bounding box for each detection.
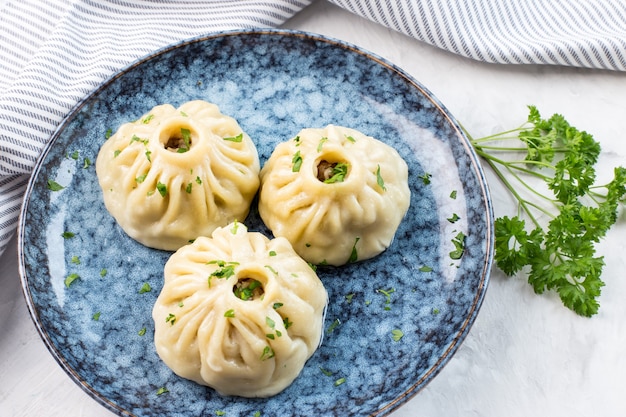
[450,190,457,199]
[180,111,188,117]
[61,231,75,239]
[391,329,404,342]
[264,265,278,275]
[47,179,65,191]
[326,318,341,334]
[83,157,91,169]
[138,327,147,336]
[71,255,80,265]
[105,128,113,139]
[215,411,225,416]
[224,309,235,318]
[283,317,293,329]
[348,237,360,263]
[269,250,277,257]
[334,377,346,387]
[139,282,152,294]
[92,311,101,321]
[447,213,461,223]
[253,412,261,417]
[345,293,355,303]
[320,367,334,376]
[165,313,176,325]
[156,182,167,197]
[231,220,239,234]
[377,288,396,310]
[185,182,193,193]
[223,133,243,142]
[293,135,301,146]
[260,345,275,361]
[100,268,107,278]
[419,265,433,272]
[113,149,121,158]
[449,231,466,260]
[375,165,386,191]
[419,172,432,185]
[266,316,276,329]
[135,173,148,183]
[64,273,80,288]
[273,302,283,310]
[142,114,154,124]
[145,149,152,162]
[70,150,79,160]
[156,387,169,396]
[292,150,303,172]
[432,308,440,315]
[324,162,350,184]
[195,176,202,184]
[317,137,328,152]
[345,135,356,143]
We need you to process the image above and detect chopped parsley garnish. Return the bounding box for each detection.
[224,309,235,318]
[234,279,262,301]
[130,134,148,145]
[99,268,107,278]
[113,149,121,158]
[272,302,283,310]
[334,377,346,386]
[269,250,277,257]
[208,260,238,280]
[348,237,360,263]
[391,329,404,342]
[64,273,80,288]
[156,387,169,395]
[61,231,75,239]
[449,231,466,260]
[139,282,152,293]
[47,179,64,191]
[260,345,275,361]
[377,288,396,310]
[375,165,386,191]
[345,135,356,143]
[177,128,191,153]
[319,367,334,376]
[156,182,167,197]
[69,150,79,160]
[135,173,147,183]
[231,220,239,234]
[324,162,349,184]
[264,265,278,275]
[92,312,101,321]
[223,133,243,142]
[105,128,113,139]
[419,172,432,184]
[195,176,202,184]
[432,308,440,315]
[142,114,154,124]
[138,327,147,336]
[419,265,433,272]
[215,411,225,416]
[283,317,293,329]
[450,190,457,199]
[83,157,91,169]
[293,135,301,146]
[266,316,276,329]
[326,318,341,334]
[345,293,355,303]
[145,149,152,162]
[71,255,80,264]
[185,182,193,193]
[165,313,176,325]
[292,150,303,172]
[317,137,328,152]
[253,412,261,417]
[447,213,461,223]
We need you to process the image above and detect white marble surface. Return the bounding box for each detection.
[2,1,626,416]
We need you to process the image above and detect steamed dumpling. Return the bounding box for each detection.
[96,100,260,250]
[259,125,410,266]
[152,222,328,398]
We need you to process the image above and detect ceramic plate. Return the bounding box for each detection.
[19,29,493,416]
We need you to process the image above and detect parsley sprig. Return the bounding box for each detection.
[469,105,626,317]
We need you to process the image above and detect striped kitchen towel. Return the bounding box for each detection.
[2,0,626,257]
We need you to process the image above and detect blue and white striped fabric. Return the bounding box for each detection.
[1,0,625,257]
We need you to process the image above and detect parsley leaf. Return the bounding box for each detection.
[470,106,626,316]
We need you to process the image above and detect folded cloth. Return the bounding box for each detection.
[328,0,626,70]
[2,0,626,257]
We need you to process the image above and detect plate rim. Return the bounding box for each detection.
[17,28,494,417]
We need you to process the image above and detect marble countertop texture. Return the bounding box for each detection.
[1,1,625,416]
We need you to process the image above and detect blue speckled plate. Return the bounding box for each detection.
[19,29,493,417]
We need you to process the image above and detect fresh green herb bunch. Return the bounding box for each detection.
[469,105,626,317]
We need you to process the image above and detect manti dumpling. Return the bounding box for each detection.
[259,125,410,266]
[152,222,328,398]
[96,100,260,251]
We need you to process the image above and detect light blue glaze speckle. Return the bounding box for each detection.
[19,29,493,417]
